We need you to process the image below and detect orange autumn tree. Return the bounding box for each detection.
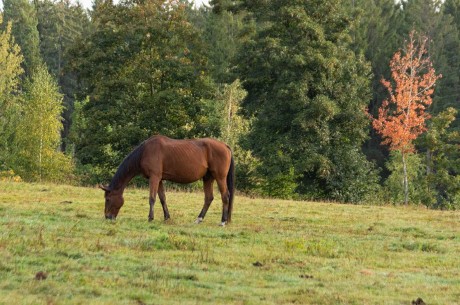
[372,31,441,205]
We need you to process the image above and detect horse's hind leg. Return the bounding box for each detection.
[216,177,229,226]
[195,177,214,224]
[158,181,170,221]
[148,176,160,222]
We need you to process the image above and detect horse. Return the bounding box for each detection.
[100,135,235,226]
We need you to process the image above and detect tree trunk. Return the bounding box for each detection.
[426,149,432,175]
[402,152,409,205]
[227,87,233,143]
[39,115,44,182]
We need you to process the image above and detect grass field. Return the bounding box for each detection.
[0,181,459,305]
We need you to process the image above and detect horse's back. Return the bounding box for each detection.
[141,136,230,183]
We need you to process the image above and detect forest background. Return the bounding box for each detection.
[0,0,459,209]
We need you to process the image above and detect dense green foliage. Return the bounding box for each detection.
[0,0,459,207]
[35,0,90,149]
[1,0,41,77]
[68,1,218,182]
[398,0,460,117]
[237,0,379,201]
[0,16,23,171]
[419,108,460,209]
[12,64,73,182]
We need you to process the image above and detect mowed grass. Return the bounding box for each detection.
[0,182,459,305]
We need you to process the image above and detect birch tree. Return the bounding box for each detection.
[13,64,73,181]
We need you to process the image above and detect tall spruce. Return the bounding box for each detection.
[36,0,89,78]
[398,0,460,118]
[419,107,460,209]
[445,0,460,28]
[36,0,90,151]
[345,0,402,171]
[201,7,245,84]
[1,0,41,77]
[442,0,460,117]
[238,0,379,201]
[346,0,402,116]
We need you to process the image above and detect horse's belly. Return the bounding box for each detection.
[161,161,207,184]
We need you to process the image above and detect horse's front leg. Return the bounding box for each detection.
[148,177,160,222]
[158,181,170,221]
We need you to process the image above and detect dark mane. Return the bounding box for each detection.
[109,142,145,189]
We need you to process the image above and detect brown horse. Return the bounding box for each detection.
[100,135,235,225]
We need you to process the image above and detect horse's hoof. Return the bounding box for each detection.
[195,217,203,224]
[220,222,226,227]
[148,217,153,222]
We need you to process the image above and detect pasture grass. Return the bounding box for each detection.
[0,181,459,304]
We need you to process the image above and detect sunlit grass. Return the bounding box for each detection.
[0,181,459,304]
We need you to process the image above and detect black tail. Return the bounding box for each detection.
[226,153,235,223]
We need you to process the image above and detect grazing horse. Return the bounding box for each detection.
[100,135,235,225]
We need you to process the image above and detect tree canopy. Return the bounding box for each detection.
[237,0,378,201]
[0,0,459,208]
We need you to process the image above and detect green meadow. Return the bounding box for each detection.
[0,181,459,305]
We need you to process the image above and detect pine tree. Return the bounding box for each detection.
[420,107,460,209]
[1,0,41,77]
[398,0,460,119]
[445,0,460,28]
[36,0,89,79]
[200,7,245,84]
[345,0,403,171]
[441,0,460,118]
[36,0,91,151]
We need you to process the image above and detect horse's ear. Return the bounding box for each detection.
[99,184,111,192]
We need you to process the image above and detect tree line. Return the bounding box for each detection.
[0,0,459,209]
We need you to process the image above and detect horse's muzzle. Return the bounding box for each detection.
[105,215,116,220]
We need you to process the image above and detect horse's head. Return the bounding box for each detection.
[100,185,124,220]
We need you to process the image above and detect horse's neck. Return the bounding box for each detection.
[109,143,144,191]
[110,180,127,193]
[109,171,139,192]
